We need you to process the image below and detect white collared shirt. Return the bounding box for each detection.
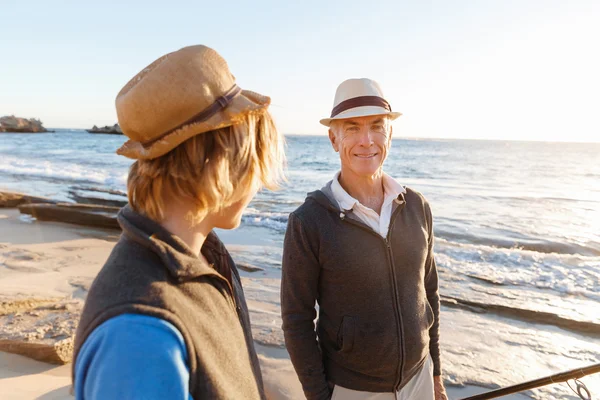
[331,171,406,238]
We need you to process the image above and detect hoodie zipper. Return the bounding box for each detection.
[385,204,407,392]
[338,202,406,391]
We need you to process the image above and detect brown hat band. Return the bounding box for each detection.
[330,95,392,118]
[142,84,242,148]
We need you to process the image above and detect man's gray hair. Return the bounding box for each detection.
[329,115,392,136]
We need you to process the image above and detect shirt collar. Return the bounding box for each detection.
[331,171,359,211]
[382,172,407,202]
[331,171,406,212]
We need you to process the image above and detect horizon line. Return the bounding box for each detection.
[43,128,600,145]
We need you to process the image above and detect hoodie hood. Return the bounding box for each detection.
[306,180,341,212]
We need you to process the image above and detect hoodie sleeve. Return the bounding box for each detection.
[424,201,442,377]
[281,212,331,400]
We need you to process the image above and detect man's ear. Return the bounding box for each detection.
[328,128,339,152]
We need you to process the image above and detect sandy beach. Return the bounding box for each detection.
[0,207,308,400]
[0,205,598,399]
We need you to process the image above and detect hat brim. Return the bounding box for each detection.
[320,106,402,127]
[117,90,270,160]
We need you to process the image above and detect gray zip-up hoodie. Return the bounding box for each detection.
[281,183,441,400]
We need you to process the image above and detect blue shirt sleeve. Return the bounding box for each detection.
[74,313,192,400]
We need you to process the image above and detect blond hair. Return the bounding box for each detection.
[127,111,285,225]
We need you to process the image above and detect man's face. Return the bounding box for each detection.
[328,115,392,179]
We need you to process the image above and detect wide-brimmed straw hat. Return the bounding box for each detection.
[319,78,401,127]
[116,45,270,160]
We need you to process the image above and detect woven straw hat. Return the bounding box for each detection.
[116,45,270,160]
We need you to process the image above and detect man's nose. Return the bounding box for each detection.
[357,129,373,146]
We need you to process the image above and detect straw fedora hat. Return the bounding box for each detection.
[116,45,270,160]
[319,78,401,127]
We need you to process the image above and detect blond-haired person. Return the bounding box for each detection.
[281,79,447,400]
[72,45,284,400]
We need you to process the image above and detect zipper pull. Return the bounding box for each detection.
[394,197,404,205]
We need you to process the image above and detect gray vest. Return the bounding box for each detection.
[72,206,265,399]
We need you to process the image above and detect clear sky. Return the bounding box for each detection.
[1,0,599,142]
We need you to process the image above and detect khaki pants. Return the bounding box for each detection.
[331,355,434,400]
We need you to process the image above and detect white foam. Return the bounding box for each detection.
[0,156,127,189]
[436,239,600,315]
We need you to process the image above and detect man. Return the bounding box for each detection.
[281,78,446,400]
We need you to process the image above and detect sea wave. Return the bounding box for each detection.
[435,227,600,257]
[240,208,600,257]
[241,209,289,232]
[435,244,600,305]
[52,129,86,133]
[0,158,127,190]
[480,193,600,205]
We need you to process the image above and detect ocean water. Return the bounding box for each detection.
[1,130,599,398]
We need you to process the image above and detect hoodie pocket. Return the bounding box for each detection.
[336,316,355,353]
[425,301,434,329]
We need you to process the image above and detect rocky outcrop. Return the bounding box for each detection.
[0,191,122,230]
[237,263,265,273]
[18,203,120,230]
[0,116,48,133]
[441,295,600,337]
[0,297,81,364]
[0,191,56,208]
[86,124,122,135]
[67,189,127,208]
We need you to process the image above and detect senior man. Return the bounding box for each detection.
[281,78,446,400]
